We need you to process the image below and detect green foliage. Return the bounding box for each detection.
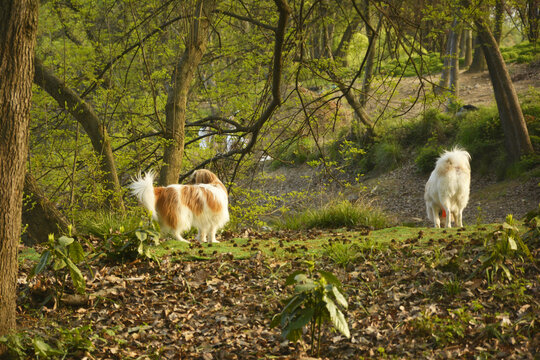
[98,217,162,263]
[278,200,389,230]
[402,109,456,148]
[372,141,403,172]
[410,308,473,346]
[271,262,349,357]
[270,137,320,169]
[478,215,534,283]
[415,139,443,174]
[30,229,86,297]
[0,325,97,359]
[501,42,539,64]
[229,181,311,230]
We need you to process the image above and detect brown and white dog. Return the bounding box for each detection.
[129,169,229,243]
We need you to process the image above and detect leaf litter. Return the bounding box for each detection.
[17,228,539,359]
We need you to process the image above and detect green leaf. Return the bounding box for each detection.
[499,263,512,281]
[502,222,518,232]
[318,270,342,288]
[68,241,85,264]
[285,270,305,286]
[332,286,348,309]
[65,258,86,294]
[32,338,62,356]
[30,250,51,278]
[507,236,517,251]
[136,230,147,242]
[58,235,74,247]
[294,282,316,293]
[138,242,144,255]
[288,307,314,331]
[325,296,350,338]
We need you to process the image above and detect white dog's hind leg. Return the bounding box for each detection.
[442,204,452,228]
[431,207,440,228]
[456,209,463,227]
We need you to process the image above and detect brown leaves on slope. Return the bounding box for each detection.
[17,231,539,359]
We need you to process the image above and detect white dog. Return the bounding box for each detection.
[424,147,471,228]
[129,169,229,243]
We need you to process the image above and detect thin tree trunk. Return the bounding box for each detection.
[359,0,381,107]
[33,58,124,210]
[527,0,539,42]
[494,0,505,44]
[448,21,462,107]
[463,28,473,68]
[467,34,486,73]
[436,18,460,95]
[0,0,38,352]
[159,0,215,185]
[475,17,534,160]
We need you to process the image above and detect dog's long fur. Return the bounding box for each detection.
[424,147,471,228]
[129,169,229,243]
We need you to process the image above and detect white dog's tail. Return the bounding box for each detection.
[129,172,157,218]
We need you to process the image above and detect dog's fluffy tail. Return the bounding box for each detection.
[129,172,157,218]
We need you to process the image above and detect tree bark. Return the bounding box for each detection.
[467,34,486,73]
[0,0,39,352]
[494,0,504,44]
[475,17,534,160]
[448,20,462,107]
[159,0,215,186]
[22,173,73,246]
[527,0,539,42]
[436,18,460,95]
[359,0,381,107]
[33,58,124,210]
[462,28,473,68]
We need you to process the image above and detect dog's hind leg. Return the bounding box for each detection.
[173,231,190,243]
[208,226,220,243]
[442,203,452,228]
[197,229,208,243]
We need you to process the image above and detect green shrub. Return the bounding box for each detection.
[415,141,443,174]
[401,109,455,148]
[279,200,389,230]
[271,264,349,357]
[456,107,504,174]
[372,141,403,172]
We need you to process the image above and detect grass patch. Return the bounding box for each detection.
[277,200,390,230]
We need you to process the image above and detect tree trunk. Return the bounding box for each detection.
[22,173,73,246]
[475,18,534,160]
[528,0,539,42]
[33,58,124,210]
[359,0,381,107]
[463,28,473,68]
[467,34,486,73]
[159,0,215,186]
[448,20,462,107]
[0,0,39,352]
[436,18,460,95]
[494,0,504,44]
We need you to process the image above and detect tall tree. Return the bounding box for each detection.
[159,0,216,186]
[0,0,39,353]
[33,58,124,210]
[472,6,534,160]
